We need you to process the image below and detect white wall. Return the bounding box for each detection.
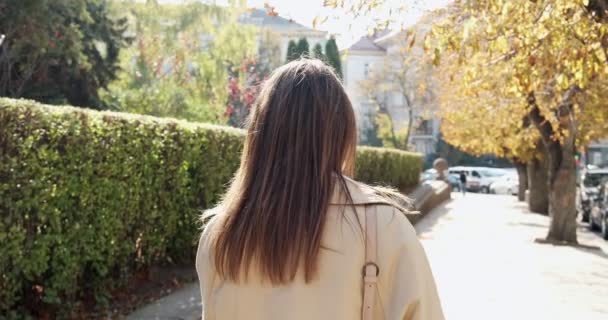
[342,52,385,136]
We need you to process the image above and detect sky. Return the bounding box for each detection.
[159,0,451,49]
[245,0,451,48]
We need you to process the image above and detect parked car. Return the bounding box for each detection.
[589,180,608,239]
[577,168,608,222]
[447,166,506,193]
[489,173,519,195]
[421,168,439,182]
[477,168,507,193]
[447,167,480,192]
[447,173,461,191]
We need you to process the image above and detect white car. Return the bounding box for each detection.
[448,167,483,192]
[490,174,519,195]
[448,166,507,193]
[477,168,507,193]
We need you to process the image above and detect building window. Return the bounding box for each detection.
[416,119,432,135]
[589,151,602,166]
[364,63,370,78]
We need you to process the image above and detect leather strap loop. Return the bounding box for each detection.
[362,205,378,320]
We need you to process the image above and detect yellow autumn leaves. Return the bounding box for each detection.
[431,0,608,159]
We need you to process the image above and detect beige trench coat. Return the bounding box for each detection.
[196,177,445,320]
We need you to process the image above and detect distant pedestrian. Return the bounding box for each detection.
[459,171,467,196]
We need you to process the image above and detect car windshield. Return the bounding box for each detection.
[583,173,608,187]
[478,170,490,177]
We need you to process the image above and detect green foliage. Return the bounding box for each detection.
[296,37,310,57]
[258,29,283,71]
[0,98,422,315]
[0,98,243,316]
[324,37,342,78]
[359,113,383,147]
[356,146,422,192]
[286,38,310,62]
[374,113,412,150]
[100,1,258,123]
[0,0,130,108]
[286,40,298,62]
[313,43,325,60]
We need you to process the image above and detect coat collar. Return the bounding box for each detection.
[330,176,394,205]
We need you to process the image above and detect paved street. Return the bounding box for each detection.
[127,193,608,320]
[419,193,608,320]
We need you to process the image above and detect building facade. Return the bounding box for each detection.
[586,139,608,167]
[342,31,389,141]
[241,8,328,63]
[341,17,441,156]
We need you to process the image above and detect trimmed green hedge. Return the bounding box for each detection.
[0,98,421,316]
[356,146,422,192]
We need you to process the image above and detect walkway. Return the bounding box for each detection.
[419,193,608,320]
[126,193,608,320]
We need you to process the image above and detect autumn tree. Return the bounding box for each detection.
[331,0,608,243]
[436,55,546,206]
[431,0,608,243]
[101,1,257,123]
[226,58,268,127]
[225,27,282,127]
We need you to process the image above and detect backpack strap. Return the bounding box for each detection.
[362,205,379,320]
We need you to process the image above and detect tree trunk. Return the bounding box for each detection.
[513,160,528,202]
[528,91,578,244]
[383,111,399,149]
[546,145,578,243]
[404,106,414,150]
[403,92,414,150]
[527,155,548,214]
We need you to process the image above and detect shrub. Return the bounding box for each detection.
[0,98,243,316]
[356,146,422,192]
[0,98,421,316]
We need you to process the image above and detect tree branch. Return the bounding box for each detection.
[527,92,562,186]
[527,85,579,187]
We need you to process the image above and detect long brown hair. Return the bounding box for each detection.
[208,59,357,284]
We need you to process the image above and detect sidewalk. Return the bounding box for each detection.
[126,193,608,320]
[125,282,201,320]
[419,193,608,320]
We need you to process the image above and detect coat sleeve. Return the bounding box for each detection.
[196,217,217,319]
[378,208,445,320]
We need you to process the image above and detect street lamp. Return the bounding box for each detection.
[0,34,5,47]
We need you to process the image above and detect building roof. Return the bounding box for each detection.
[241,8,326,36]
[347,36,386,52]
[348,9,447,52]
[345,29,391,52]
